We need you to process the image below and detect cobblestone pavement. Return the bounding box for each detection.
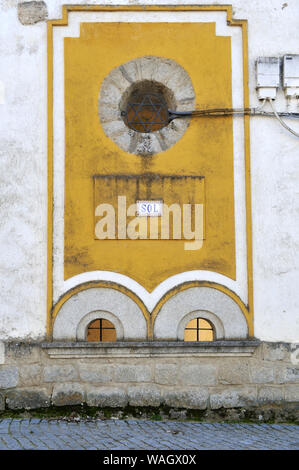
[0,419,298,450]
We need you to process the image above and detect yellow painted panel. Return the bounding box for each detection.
[64,22,235,291]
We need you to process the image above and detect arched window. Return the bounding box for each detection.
[87,319,116,342]
[184,317,215,342]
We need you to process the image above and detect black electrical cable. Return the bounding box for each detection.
[167,108,299,122]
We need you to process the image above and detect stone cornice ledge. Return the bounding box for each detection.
[42,340,261,359]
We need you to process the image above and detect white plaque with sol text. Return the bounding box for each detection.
[136,200,163,217]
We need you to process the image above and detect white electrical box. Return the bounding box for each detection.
[283,55,299,97]
[256,57,280,99]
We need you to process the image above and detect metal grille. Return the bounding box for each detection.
[123,93,169,133]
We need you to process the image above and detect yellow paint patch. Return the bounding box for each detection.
[64,22,235,291]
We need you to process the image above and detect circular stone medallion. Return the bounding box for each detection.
[98,56,195,156]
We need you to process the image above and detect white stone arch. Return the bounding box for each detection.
[177,310,225,340]
[153,286,248,340]
[76,310,124,341]
[53,287,147,341]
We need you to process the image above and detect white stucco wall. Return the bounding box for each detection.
[0,0,298,342]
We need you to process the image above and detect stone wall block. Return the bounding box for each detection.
[251,366,275,384]
[114,365,152,383]
[154,363,178,385]
[128,385,162,407]
[210,387,257,409]
[0,342,5,365]
[163,388,209,409]
[52,383,85,406]
[79,365,114,383]
[6,388,50,410]
[86,387,128,407]
[178,364,217,386]
[218,360,250,384]
[262,343,290,362]
[18,1,48,25]
[19,364,42,386]
[284,384,299,402]
[0,393,4,411]
[0,366,19,389]
[43,364,78,383]
[276,366,299,384]
[258,386,285,405]
[5,343,42,364]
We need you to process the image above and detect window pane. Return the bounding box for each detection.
[184,329,197,341]
[101,319,115,329]
[87,318,116,342]
[185,318,197,329]
[102,329,117,342]
[88,319,101,329]
[199,329,214,341]
[198,318,212,329]
[87,328,100,342]
[184,317,214,342]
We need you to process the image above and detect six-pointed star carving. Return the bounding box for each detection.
[126,93,168,133]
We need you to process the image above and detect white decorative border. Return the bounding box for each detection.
[52,10,247,311]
